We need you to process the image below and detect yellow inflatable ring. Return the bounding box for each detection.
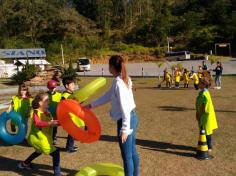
[70,77,107,102]
[75,163,124,176]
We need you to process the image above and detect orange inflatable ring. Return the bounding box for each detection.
[57,99,101,143]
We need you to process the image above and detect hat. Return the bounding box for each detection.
[47,80,57,89]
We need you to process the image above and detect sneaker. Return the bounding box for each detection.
[17,162,33,170]
[66,148,77,153]
[73,146,78,150]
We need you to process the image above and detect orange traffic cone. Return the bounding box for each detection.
[196,129,213,160]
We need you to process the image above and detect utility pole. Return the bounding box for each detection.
[61,44,65,66]
[167,37,170,53]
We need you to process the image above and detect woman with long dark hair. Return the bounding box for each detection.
[87,55,139,176]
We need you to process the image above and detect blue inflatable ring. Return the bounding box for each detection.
[0,111,27,145]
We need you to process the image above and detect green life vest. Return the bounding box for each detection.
[12,96,32,119]
[27,110,56,154]
[196,89,218,135]
[48,91,62,118]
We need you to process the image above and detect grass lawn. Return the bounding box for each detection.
[0,76,236,176]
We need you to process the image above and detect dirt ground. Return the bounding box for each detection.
[0,76,236,176]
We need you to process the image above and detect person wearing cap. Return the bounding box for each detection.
[47,80,62,145]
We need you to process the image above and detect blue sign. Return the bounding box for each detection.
[0,48,46,58]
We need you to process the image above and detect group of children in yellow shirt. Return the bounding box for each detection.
[160,67,208,90]
[8,77,79,176]
[5,64,218,174]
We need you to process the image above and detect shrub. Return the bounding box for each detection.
[11,71,28,85]
[61,60,78,80]
[11,61,36,85]
[110,42,129,52]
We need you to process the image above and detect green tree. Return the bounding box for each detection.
[62,59,77,80]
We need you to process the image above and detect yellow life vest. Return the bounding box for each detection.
[62,91,72,99]
[48,91,62,118]
[12,96,32,119]
[196,89,218,135]
[192,73,199,84]
[27,110,56,154]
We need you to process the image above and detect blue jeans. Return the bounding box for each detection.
[52,126,58,142]
[206,135,212,149]
[24,149,61,176]
[215,75,222,87]
[117,110,139,176]
[66,135,74,150]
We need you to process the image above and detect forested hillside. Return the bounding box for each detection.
[0,0,236,62]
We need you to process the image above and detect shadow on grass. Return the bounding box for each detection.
[158,105,236,113]
[100,135,196,158]
[0,139,30,148]
[0,155,78,176]
[136,87,195,90]
[141,147,196,158]
[57,136,67,139]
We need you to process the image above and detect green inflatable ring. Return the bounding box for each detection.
[75,163,124,176]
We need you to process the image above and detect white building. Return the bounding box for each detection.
[0,60,17,78]
[0,48,50,78]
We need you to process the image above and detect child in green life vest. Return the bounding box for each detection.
[18,93,62,176]
[196,77,218,153]
[9,83,32,132]
[61,77,78,153]
[47,80,62,145]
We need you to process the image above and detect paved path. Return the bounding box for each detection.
[78,58,236,77]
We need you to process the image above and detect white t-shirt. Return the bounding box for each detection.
[91,76,136,135]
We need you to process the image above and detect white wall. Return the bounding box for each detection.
[0,63,17,78]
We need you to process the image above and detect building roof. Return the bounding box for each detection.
[14,59,50,65]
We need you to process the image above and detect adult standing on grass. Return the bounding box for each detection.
[213,61,223,89]
[202,61,208,71]
[86,55,139,176]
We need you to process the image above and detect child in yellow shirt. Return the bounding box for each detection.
[196,77,218,153]
[198,66,203,79]
[165,71,172,88]
[174,68,181,88]
[158,69,171,88]
[183,69,190,88]
[9,84,32,132]
[18,93,61,175]
[191,71,199,90]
